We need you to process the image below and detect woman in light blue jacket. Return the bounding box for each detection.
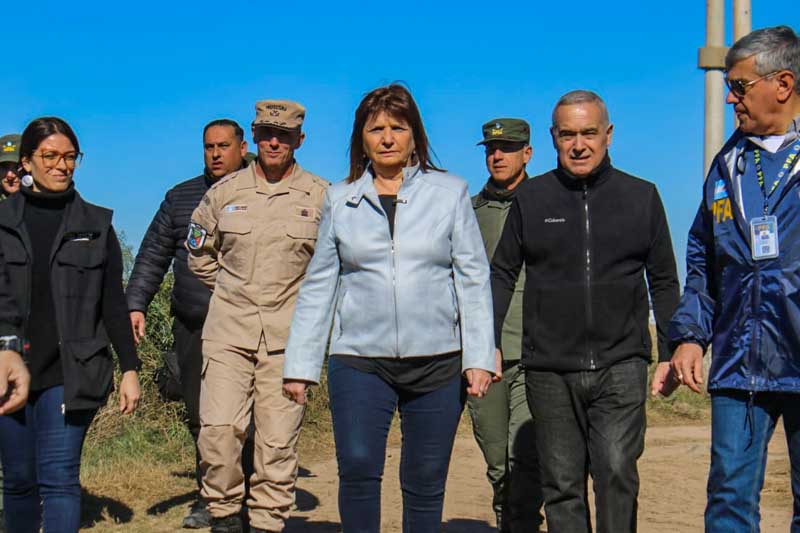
[283,84,495,532]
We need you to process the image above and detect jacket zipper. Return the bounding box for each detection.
[582,183,596,370]
[391,236,400,357]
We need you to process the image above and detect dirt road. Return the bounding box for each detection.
[80,421,792,532]
[289,424,792,533]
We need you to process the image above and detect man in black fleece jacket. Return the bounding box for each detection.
[126,119,253,529]
[491,90,680,533]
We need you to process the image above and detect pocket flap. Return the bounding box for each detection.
[63,338,110,361]
[2,241,27,264]
[218,216,252,235]
[286,221,319,240]
[58,243,105,268]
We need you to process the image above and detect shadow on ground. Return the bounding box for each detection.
[443,518,495,532]
[80,487,134,528]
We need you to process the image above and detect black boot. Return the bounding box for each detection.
[210,514,243,533]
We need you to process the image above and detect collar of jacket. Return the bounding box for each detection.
[236,159,314,194]
[553,153,612,190]
[0,184,77,227]
[202,156,253,187]
[477,174,528,205]
[347,163,421,207]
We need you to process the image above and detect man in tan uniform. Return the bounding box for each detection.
[188,100,328,533]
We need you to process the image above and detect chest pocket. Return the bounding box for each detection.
[285,220,319,264]
[2,239,28,265]
[56,240,106,299]
[217,215,253,275]
[286,221,319,240]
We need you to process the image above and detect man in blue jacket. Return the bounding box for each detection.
[663,25,800,532]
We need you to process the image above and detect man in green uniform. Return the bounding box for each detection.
[0,134,21,201]
[469,118,543,533]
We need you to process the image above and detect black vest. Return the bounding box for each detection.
[0,191,115,410]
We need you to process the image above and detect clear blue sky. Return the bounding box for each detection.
[3,2,792,281]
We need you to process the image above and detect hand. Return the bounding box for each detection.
[283,380,310,405]
[465,368,492,398]
[492,349,503,383]
[651,361,680,397]
[670,343,705,394]
[130,311,146,345]
[0,350,30,415]
[119,370,141,414]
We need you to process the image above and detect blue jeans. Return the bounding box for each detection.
[0,385,96,533]
[707,389,800,533]
[327,357,465,533]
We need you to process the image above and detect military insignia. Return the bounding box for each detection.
[295,205,317,219]
[225,204,248,213]
[2,141,15,153]
[269,110,280,116]
[491,125,503,136]
[187,223,208,250]
[202,195,211,205]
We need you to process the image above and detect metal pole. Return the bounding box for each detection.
[698,0,726,177]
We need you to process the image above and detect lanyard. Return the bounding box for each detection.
[754,141,800,215]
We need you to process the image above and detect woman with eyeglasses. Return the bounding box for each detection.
[0,117,141,533]
[283,84,495,532]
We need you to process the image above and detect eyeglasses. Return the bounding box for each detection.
[724,71,780,98]
[34,151,83,169]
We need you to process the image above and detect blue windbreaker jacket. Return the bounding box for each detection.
[669,119,800,392]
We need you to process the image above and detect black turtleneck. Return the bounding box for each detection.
[21,185,138,391]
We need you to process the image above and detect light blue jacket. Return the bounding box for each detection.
[283,165,495,384]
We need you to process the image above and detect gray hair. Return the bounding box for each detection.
[726,25,800,94]
[551,90,610,128]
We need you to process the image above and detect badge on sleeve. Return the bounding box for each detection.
[187,222,208,250]
[750,215,779,260]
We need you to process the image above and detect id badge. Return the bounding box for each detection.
[750,215,779,260]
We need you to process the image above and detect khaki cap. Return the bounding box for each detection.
[252,100,305,131]
[0,134,20,164]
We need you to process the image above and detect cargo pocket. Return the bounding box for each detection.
[61,338,114,404]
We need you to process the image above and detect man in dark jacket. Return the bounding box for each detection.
[665,26,800,532]
[469,118,542,533]
[492,90,680,533]
[126,118,251,529]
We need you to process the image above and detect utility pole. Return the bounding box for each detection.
[698,0,727,177]
[733,0,752,41]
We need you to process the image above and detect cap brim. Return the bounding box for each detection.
[0,154,18,164]
[477,137,528,145]
[252,122,301,131]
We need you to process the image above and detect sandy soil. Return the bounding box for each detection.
[289,423,793,533]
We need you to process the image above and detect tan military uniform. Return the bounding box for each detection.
[188,159,328,531]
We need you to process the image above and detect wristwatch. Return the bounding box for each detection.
[0,335,27,355]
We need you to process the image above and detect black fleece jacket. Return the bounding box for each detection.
[491,157,680,371]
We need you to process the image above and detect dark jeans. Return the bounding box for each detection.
[706,389,800,533]
[526,359,648,533]
[0,385,96,533]
[327,356,465,533]
[173,318,254,494]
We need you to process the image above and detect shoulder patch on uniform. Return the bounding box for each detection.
[187,222,208,250]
